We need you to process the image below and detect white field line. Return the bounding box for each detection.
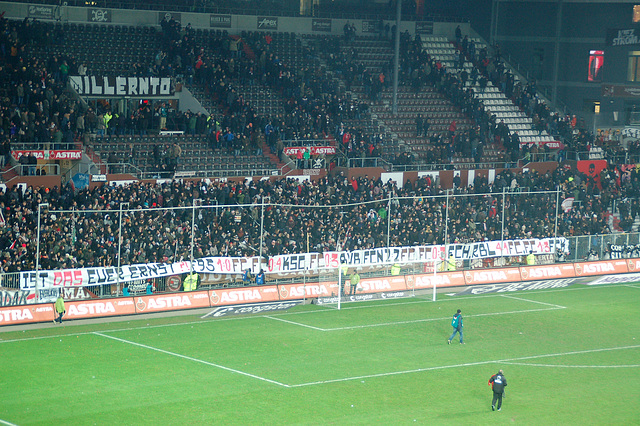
[93,332,290,388]
[1,281,635,344]
[500,362,640,368]
[0,314,265,344]
[264,316,326,331]
[499,294,567,309]
[269,282,611,317]
[623,284,640,289]
[0,303,563,343]
[0,419,19,426]
[289,344,640,387]
[322,307,563,332]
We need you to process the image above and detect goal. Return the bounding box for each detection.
[315,256,445,310]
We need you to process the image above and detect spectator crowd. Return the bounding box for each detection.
[0,14,639,277]
[0,160,638,274]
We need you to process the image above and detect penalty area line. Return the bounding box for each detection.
[499,294,567,309]
[264,316,327,331]
[93,332,290,387]
[499,361,640,368]
[289,344,640,387]
[325,306,563,331]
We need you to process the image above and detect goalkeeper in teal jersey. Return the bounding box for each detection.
[447,309,464,344]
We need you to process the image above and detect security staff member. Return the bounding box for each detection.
[183,271,199,291]
[447,255,456,271]
[349,270,360,295]
[391,263,401,276]
[54,292,65,324]
[526,250,535,265]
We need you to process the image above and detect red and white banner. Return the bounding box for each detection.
[12,150,82,160]
[20,262,195,291]
[20,238,570,290]
[3,258,640,326]
[325,238,568,269]
[283,146,336,156]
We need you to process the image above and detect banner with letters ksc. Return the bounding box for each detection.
[20,237,568,289]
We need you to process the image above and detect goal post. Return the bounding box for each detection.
[314,254,447,309]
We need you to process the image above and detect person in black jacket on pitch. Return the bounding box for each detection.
[488,369,507,411]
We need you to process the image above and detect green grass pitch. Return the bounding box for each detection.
[1,283,639,425]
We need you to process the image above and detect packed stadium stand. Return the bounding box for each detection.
[0,2,639,283]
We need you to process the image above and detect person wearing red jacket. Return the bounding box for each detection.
[488,370,508,411]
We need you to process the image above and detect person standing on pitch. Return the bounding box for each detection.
[54,292,65,324]
[488,369,507,411]
[448,309,464,344]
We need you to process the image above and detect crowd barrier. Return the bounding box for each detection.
[1,257,639,327]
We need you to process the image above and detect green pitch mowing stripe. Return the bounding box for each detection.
[0,283,638,425]
[289,344,640,387]
[94,332,291,387]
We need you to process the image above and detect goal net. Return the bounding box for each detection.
[315,256,446,310]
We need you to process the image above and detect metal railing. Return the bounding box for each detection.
[389,159,514,172]
[85,161,143,177]
[281,139,331,148]
[566,232,640,263]
[3,164,61,183]
[348,157,392,169]
[9,141,79,151]
[524,151,558,163]
[0,231,637,298]
[14,0,469,22]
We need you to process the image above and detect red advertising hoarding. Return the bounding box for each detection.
[0,304,55,325]
[209,286,280,306]
[134,291,211,313]
[520,264,576,281]
[11,150,82,161]
[573,260,629,276]
[65,298,137,320]
[409,272,467,289]
[464,268,522,285]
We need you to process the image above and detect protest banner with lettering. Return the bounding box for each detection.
[20,237,570,290]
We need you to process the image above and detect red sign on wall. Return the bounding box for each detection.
[12,150,82,160]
